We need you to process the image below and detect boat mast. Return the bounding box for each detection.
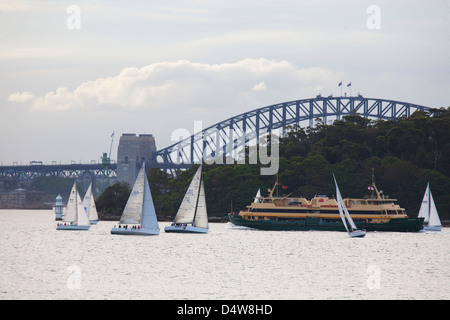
[269,174,279,197]
[75,181,78,225]
[191,166,202,226]
[427,183,431,221]
[371,168,382,200]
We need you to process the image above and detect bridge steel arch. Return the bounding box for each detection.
[154,95,431,172]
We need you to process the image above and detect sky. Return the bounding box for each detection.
[1,0,449,165]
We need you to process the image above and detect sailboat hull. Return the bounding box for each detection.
[110,227,159,236]
[349,230,366,238]
[423,225,442,231]
[57,224,90,230]
[164,225,209,234]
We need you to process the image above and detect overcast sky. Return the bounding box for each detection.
[1,0,449,165]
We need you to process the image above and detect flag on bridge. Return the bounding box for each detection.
[347,82,351,87]
[338,82,342,87]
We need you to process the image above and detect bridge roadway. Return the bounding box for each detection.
[0,95,432,180]
[0,163,117,181]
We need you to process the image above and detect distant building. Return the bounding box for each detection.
[116,133,157,186]
[0,188,44,209]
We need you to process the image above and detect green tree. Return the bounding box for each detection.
[95,182,130,218]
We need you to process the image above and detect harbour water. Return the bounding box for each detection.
[1,210,449,300]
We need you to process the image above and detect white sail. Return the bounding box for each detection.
[193,178,208,229]
[63,182,78,223]
[83,183,98,221]
[140,169,160,233]
[334,177,349,232]
[343,201,358,231]
[75,190,91,226]
[428,186,441,229]
[174,166,203,225]
[119,163,146,224]
[418,183,430,223]
[333,174,361,235]
[254,189,261,203]
[418,183,441,230]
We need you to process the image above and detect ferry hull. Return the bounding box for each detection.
[228,214,424,232]
[164,225,209,234]
[110,227,159,236]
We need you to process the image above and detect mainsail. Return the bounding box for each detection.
[254,189,262,203]
[334,176,352,232]
[140,167,159,231]
[333,174,364,237]
[418,184,430,223]
[82,183,98,221]
[193,178,208,229]
[173,165,208,228]
[119,168,146,224]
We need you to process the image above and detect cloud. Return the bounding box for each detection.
[24,58,339,114]
[0,0,39,12]
[252,82,267,91]
[7,91,36,103]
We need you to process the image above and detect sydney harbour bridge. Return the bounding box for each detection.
[0,95,432,182]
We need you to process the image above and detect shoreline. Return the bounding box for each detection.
[2,208,448,226]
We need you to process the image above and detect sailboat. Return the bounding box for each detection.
[82,182,99,224]
[418,183,442,231]
[57,182,91,230]
[165,165,209,234]
[111,163,160,236]
[333,174,366,238]
[254,189,262,203]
